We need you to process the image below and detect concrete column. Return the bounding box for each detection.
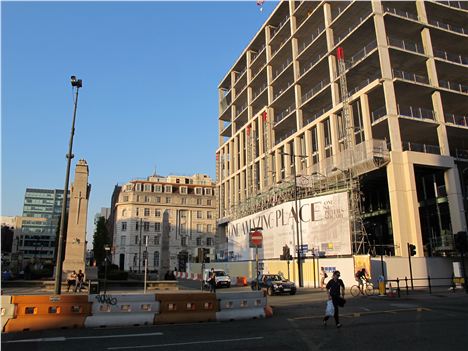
[239,130,245,170]
[360,94,373,142]
[445,168,468,233]
[284,143,292,178]
[373,3,402,152]
[329,113,340,165]
[432,92,450,156]
[304,129,313,171]
[275,148,281,182]
[317,121,326,174]
[294,136,302,174]
[386,153,423,256]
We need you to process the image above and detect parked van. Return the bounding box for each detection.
[203,269,231,289]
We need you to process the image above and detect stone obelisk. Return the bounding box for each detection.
[63,159,91,275]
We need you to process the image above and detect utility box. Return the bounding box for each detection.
[89,280,100,294]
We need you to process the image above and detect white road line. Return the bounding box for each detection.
[107,336,264,350]
[4,332,163,343]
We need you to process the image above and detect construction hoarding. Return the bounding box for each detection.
[227,191,351,260]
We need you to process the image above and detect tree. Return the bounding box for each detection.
[1,225,14,253]
[93,216,110,267]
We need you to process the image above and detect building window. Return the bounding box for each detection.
[135,221,139,231]
[121,222,127,231]
[119,235,126,246]
[144,221,150,231]
[134,236,138,245]
[197,224,203,233]
[135,183,142,192]
[204,188,212,196]
[196,237,202,246]
[207,237,213,246]
[144,196,149,203]
[179,186,187,194]
[144,184,152,192]
[181,237,187,246]
[154,251,159,267]
[144,208,150,216]
[197,198,202,205]
[123,196,129,202]
[197,211,202,219]
[156,196,161,203]
[143,235,148,245]
[154,236,160,245]
[207,224,212,233]
[155,209,161,217]
[154,185,162,193]
[122,209,127,217]
[207,199,212,206]
[207,211,212,219]
[155,222,161,232]
[125,184,133,191]
[166,197,171,204]
[136,208,139,217]
[164,185,172,193]
[181,197,187,205]
[195,187,202,195]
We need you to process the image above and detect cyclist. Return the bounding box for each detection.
[355,268,368,294]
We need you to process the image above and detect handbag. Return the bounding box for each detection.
[325,300,335,316]
[337,297,346,307]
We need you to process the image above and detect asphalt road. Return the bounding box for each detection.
[2,285,468,351]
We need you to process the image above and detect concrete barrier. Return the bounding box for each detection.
[154,292,218,324]
[84,294,159,328]
[4,295,91,333]
[146,281,179,290]
[216,291,267,321]
[1,296,15,332]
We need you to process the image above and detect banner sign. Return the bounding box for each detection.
[227,191,351,261]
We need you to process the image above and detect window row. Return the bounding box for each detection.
[121,208,214,219]
[124,183,213,196]
[120,222,214,233]
[119,235,214,246]
[121,195,214,206]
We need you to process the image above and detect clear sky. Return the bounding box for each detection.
[1,0,277,245]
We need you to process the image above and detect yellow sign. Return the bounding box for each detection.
[353,255,371,279]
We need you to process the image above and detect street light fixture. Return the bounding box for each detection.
[104,245,111,295]
[279,152,307,287]
[54,75,83,295]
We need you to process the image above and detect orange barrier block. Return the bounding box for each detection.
[154,292,218,324]
[236,276,248,286]
[4,295,91,333]
[264,305,273,318]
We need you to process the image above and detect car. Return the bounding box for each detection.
[251,274,297,296]
[203,269,231,289]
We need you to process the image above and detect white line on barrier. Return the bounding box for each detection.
[107,336,264,349]
[3,332,164,343]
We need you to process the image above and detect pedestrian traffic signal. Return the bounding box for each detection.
[408,244,416,256]
[281,245,291,261]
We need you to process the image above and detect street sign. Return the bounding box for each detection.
[251,230,263,247]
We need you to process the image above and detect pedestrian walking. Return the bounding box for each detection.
[320,267,328,290]
[323,270,345,328]
[209,268,217,293]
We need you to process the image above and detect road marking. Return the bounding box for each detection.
[3,332,164,343]
[107,336,264,350]
[290,307,431,320]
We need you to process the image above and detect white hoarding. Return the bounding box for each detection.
[227,191,351,260]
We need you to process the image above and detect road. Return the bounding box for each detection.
[2,284,468,350]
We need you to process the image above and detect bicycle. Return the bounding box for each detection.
[350,280,377,296]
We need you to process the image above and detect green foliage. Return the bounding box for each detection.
[93,216,110,266]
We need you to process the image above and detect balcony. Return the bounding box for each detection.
[392,69,430,85]
[433,48,468,65]
[272,57,293,80]
[235,104,248,120]
[276,128,297,144]
[371,106,387,123]
[334,9,373,45]
[439,79,468,94]
[301,78,330,105]
[250,44,266,64]
[384,6,419,21]
[300,51,328,77]
[270,15,290,42]
[445,112,468,126]
[304,104,333,125]
[252,83,268,102]
[428,18,468,35]
[298,25,325,55]
[275,103,296,125]
[434,1,468,10]
[273,80,294,101]
[348,72,381,97]
[387,36,424,55]
[402,141,441,154]
[398,105,436,121]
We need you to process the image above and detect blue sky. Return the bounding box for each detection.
[1,0,277,244]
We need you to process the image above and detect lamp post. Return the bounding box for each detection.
[138,218,142,274]
[54,75,82,295]
[280,152,307,287]
[104,245,110,295]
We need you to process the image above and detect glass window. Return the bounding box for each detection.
[197,224,203,233]
[155,222,161,232]
[155,209,161,217]
[207,199,212,206]
[204,188,212,196]
[197,211,203,219]
[197,198,202,205]
[180,186,188,194]
[196,237,202,246]
[135,221,139,231]
[144,208,150,216]
[164,185,172,193]
[156,196,161,203]
[144,184,152,192]
[207,237,213,246]
[144,222,150,231]
[207,211,212,219]
[134,236,138,245]
[181,198,187,205]
[122,209,127,217]
[123,196,129,202]
[207,224,212,233]
[181,237,187,246]
[166,197,171,204]
[154,185,162,193]
[195,187,202,195]
[154,235,160,245]
[153,251,160,267]
[121,222,127,231]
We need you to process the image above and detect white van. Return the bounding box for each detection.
[203,269,231,289]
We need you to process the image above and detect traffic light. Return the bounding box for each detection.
[408,244,416,256]
[454,231,468,253]
[280,245,292,261]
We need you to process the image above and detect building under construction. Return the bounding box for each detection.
[216,0,468,259]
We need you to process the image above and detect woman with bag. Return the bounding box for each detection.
[323,270,345,328]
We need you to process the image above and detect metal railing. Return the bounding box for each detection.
[334,9,373,44]
[385,275,465,297]
[273,57,292,80]
[250,44,266,63]
[398,105,436,121]
[300,51,328,76]
[387,36,424,54]
[435,0,468,9]
[371,106,387,123]
[273,81,294,101]
[393,69,430,85]
[252,83,268,101]
[384,6,419,21]
[455,148,468,159]
[343,40,378,72]
[276,128,297,144]
[301,78,329,105]
[402,141,441,154]
[251,62,267,81]
[347,72,380,97]
[235,104,247,119]
[433,48,468,65]
[270,15,290,41]
[439,79,468,94]
[304,104,332,125]
[298,24,325,54]
[275,103,296,125]
[445,112,468,126]
[429,18,468,35]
